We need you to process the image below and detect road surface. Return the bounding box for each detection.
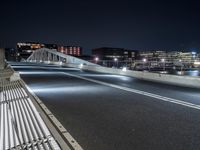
[11,62,200,150]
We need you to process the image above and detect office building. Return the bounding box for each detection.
[92,47,137,61]
[17,42,45,58]
[57,46,82,56]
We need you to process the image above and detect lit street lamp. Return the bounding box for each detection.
[161,58,165,70]
[95,57,99,64]
[142,58,147,70]
[114,58,118,68]
[143,58,147,62]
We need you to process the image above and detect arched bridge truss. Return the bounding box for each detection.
[27,48,98,66]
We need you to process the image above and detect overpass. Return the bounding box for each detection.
[6,48,200,150]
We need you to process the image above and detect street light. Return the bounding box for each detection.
[95,57,99,61]
[142,58,147,70]
[143,58,147,62]
[161,58,165,70]
[179,59,183,73]
[80,63,83,68]
[94,57,99,64]
[122,67,127,72]
[114,58,118,68]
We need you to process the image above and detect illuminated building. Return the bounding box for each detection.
[17,42,45,58]
[17,42,45,51]
[138,50,200,62]
[92,47,137,61]
[57,46,82,56]
[138,50,167,61]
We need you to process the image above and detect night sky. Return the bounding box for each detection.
[1,0,200,53]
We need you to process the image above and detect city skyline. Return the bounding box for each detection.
[1,0,200,52]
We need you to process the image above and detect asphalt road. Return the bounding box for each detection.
[12,62,200,150]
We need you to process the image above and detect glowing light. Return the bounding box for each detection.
[122,67,127,72]
[80,63,83,68]
[192,52,196,55]
[161,58,165,62]
[179,59,182,62]
[160,71,168,74]
[177,71,183,75]
[31,85,105,94]
[143,58,147,62]
[95,57,99,61]
[114,58,118,61]
[194,61,200,65]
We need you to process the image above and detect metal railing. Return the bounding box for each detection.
[0,79,61,150]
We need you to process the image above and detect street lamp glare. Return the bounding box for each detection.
[161,58,165,62]
[95,57,99,61]
[114,58,118,61]
[143,58,147,62]
[80,63,83,68]
[122,67,127,72]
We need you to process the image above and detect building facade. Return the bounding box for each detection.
[138,50,199,62]
[16,42,82,58]
[17,42,45,58]
[92,47,137,61]
[57,46,82,56]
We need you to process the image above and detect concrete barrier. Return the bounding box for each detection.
[37,61,200,89]
[64,63,200,89]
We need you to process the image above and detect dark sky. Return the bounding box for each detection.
[1,0,200,53]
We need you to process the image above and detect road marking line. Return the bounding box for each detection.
[12,65,80,71]
[62,72,200,110]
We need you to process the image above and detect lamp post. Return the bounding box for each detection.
[114,58,118,68]
[95,57,99,64]
[179,59,183,74]
[161,58,165,71]
[143,58,147,70]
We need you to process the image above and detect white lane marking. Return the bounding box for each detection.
[62,72,200,110]
[19,71,60,75]
[12,65,80,71]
